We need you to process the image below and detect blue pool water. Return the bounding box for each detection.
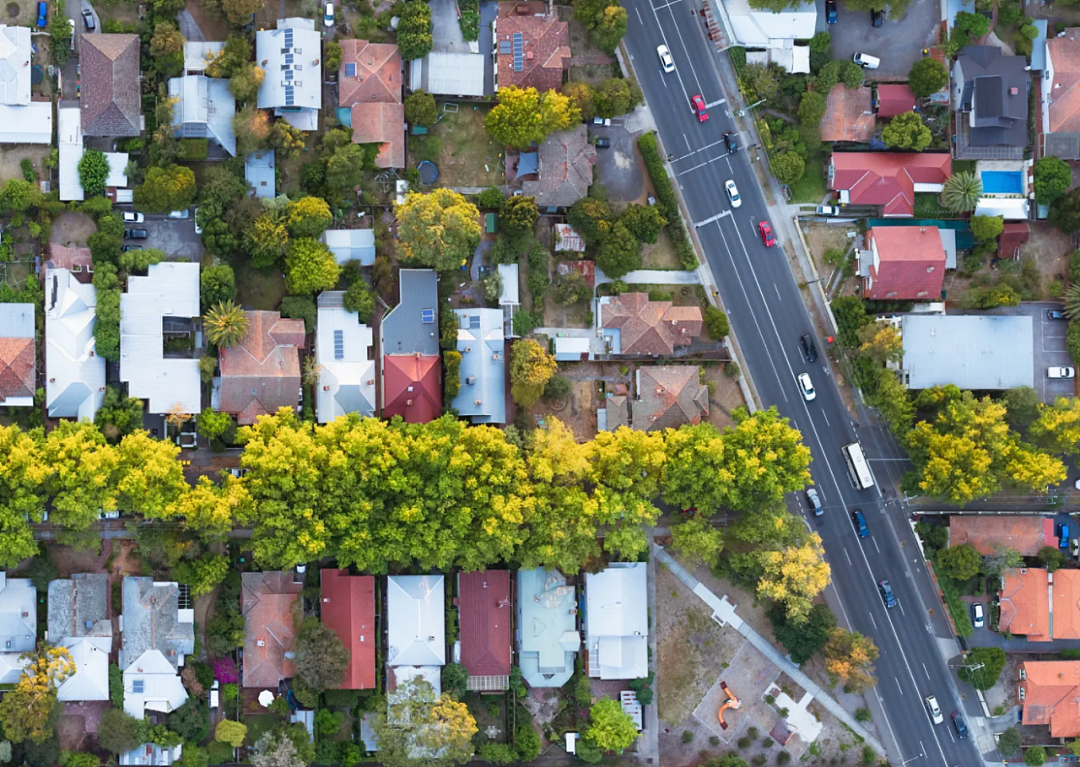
[981,170,1024,194]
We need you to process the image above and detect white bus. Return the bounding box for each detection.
[841,442,875,490]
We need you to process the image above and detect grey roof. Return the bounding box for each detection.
[322,229,375,266]
[408,52,485,97]
[1045,132,1080,160]
[380,269,439,357]
[900,314,1033,390]
[386,575,445,667]
[255,19,321,128]
[183,41,224,73]
[245,150,276,198]
[1032,19,1048,71]
[48,573,111,642]
[0,573,36,653]
[0,303,33,337]
[168,75,236,156]
[120,577,195,672]
[451,308,506,424]
[517,569,578,688]
[521,125,595,208]
[0,25,31,105]
[955,46,1029,148]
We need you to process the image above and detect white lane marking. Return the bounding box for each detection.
[683,133,691,151]
[671,138,726,162]
[922,663,930,680]
[897,600,906,617]
[642,0,695,110]
[653,0,706,103]
[873,537,881,554]
[705,98,726,108]
[896,678,904,696]
[693,209,732,228]
[821,408,830,427]
[634,4,644,23]
[652,0,683,8]
[773,284,782,301]
[676,152,735,177]
[946,727,955,744]
[869,611,878,630]
[844,548,852,566]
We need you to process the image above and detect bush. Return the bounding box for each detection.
[478,187,504,208]
[681,730,694,744]
[855,707,872,722]
[704,306,729,339]
[637,133,678,224]
[1026,746,1046,767]
[998,727,1021,757]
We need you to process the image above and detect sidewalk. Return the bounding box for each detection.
[595,267,702,285]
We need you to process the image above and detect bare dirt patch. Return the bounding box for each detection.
[184,0,229,41]
[641,230,681,270]
[801,222,858,295]
[700,364,745,430]
[0,145,51,184]
[530,378,598,441]
[1025,221,1072,286]
[58,713,90,752]
[43,541,108,577]
[542,292,590,327]
[51,210,97,248]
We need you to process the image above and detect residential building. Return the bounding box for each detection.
[322,229,375,266]
[821,85,875,143]
[255,19,321,131]
[722,0,814,73]
[0,25,52,143]
[584,563,647,680]
[0,573,35,683]
[1019,661,1080,737]
[521,125,596,209]
[599,292,703,356]
[120,578,194,718]
[246,150,276,198]
[58,106,131,201]
[1000,568,1080,642]
[493,2,570,92]
[45,267,106,420]
[168,75,237,156]
[409,52,486,98]
[517,568,578,688]
[458,570,512,691]
[858,226,946,300]
[320,570,376,690]
[81,34,142,136]
[386,575,445,695]
[0,304,34,407]
[339,40,403,168]
[48,573,112,701]
[119,262,201,414]
[952,46,1029,159]
[949,516,1057,557]
[895,314,1032,390]
[183,41,224,74]
[241,571,303,688]
[218,311,306,425]
[999,222,1029,258]
[633,366,709,431]
[498,263,519,337]
[316,292,375,423]
[1044,28,1080,158]
[381,269,441,423]
[451,308,506,425]
[829,152,951,217]
[120,744,183,767]
[875,84,916,117]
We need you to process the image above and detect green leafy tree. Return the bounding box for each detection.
[0,178,42,212]
[286,197,333,239]
[485,86,581,148]
[269,120,307,159]
[771,152,806,185]
[371,676,477,767]
[1035,156,1072,205]
[215,720,247,748]
[245,214,289,268]
[511,339,558,408]
[798,91,827,125]
[998,728,1022,757]
[404,90,437,127]
[594,221,642,279]
[585,698,638,753]
[941,171,982,213]
[200,264,236,310]
[572,0,628,53]
[441,663,469,700]
[78,149,110,198]
[95,387,146,443]
[970,215,1005,243]
[294,617,350,694]
[908,58,948,97]
[620,204,665,244]
[204,301,250,348]
[501,195,539,234]
[704,305,729,339]
[342,281,376,322]
[97,709,142,754]
[881,111,932,151]
[1051,187,1080,234]
[1030,396,1080,455]
[174,555,230,599]
[718,407,812,513]
[1026,747,1047,767]
[135,165,197,213]
[397,1,434,60]
[396,190,481,271]
[935,544,982,581]
[1039,544,1066,571]
[563,81,596,121]
[284,238,341,296]
[228,64,265,104]
[150,22,186,77]
[670,513,724,566]
[197,408,234,440]
[323,40,343,72]
[0,646,74,743]
[567,198,613,243]
[593,77,638,118]
[1003,386,1042,431]
[957,647,1006,690]
[769,603,837,665]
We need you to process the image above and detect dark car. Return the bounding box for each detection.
[121,245,143,253]
[594,137,611,149]
[81,7,95,28]
[826,0,837,22]
[801,334,818,362]
[871,7,884,25]
[851,509,869,538]
[1049,310,1066,320]
[124,229,149,240]
[724,131,738,153]
[878,579,897,608]
[951,712,968,739]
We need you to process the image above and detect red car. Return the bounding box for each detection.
[758,220,776,247]
[691,94,709,122]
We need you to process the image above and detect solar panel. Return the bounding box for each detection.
[285,85,295,105]
[512,33,523,72]
[334,329,344,360]
[499,39,511,54]
[285,53,294,64]
[345,62,356,76]
[421,308,435,324]
[133,680,144,693]
[284,28,294,47]
[285,70,293,81]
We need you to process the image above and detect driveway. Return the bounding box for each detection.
[590,121,643,203]
[827,0,938,81]
[129,217,204,262]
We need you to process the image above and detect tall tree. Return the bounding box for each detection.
[39,421,120,532]
[669,512,724,566]
[941,171,982,213]
[0,425,48,564]
[78,149,110,197]
[485,87,581,149]
[204,301,250,348]
[149,21,186,77]
[572,0,628,53]
[115,431,188,518]
[823,629,878,691]
[294,617,350,694]
[284,238,341,296]
[0,645,75,744]
[881,111,932,151]
[372,677,477,767]
[935,543,982,581]
[245,214,289,268]
[756,535,831,623]
[1030,397,1080,456]
[907,58,948,98]
[135,165,197,213]
[716,407,813,513]
[396,190,481,272]
[1034,157,1072,205]
[510,339,558,408]
[396,0,434,60]
[286,197,333,239]
[584,698,638,753]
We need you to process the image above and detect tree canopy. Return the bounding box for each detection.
[881,111,932,151]
[395,190,481,271]
[1035,157,1072,205]
[485,87,581,149]
[908,58,948,98]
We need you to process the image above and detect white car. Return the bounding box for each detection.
[816,204,839,216]
[122,211,144,223]
[925,695,943,725]
[323,1,334,26]
[168,209,190,219]
[1049,366,1076,379]
[1073,538,1079,558]
[194,207,202,235]
[657,44,675,73]
[853,52,880,69]
[798,372,816,401]
[972,603,985,629]
[67,18,75,49]
[725,179,741,208]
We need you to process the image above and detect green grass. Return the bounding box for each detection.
[429,106,504,188]
[937,574,974,637]
[913,193,954,218]
[952,160,977,175]
[243,713,281,746]
[206,741,234,765]
[231,259,287,312]
[788,155,826,204]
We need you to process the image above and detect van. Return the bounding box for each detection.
[853,52,880,69]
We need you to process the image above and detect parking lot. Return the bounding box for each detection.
[590,120,644,204]
[125,216,204,262]
[825,0,939,81]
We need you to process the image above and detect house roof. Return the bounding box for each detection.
[316,294,376,423]
[58,107,85,202]
[48,573,112,645]
[120,743,183,767]
[120,578,195,673]
[822,85,875,143]
[58,635,111,701]
[584,563,648,680]
[320,570,376,690]
[954,46,1029,147]
[1053,570,1080,641]
[0,574,36,655]
[338,40,401,107]
[999,568,1052,641]
[322,229,375,266]
[634,366,709,431]
[723,0,816,47]
[219,311,306,425]
[459,570,512,682]
[900,314,1033,390]
[999,222,1029,258]
[123,648,189,718]
[349,101,405,169]
[600,293,703,356]
[498,264,519,306]
[80,34,141,136]
[381,269,439,357]
[495,4,570,92]
[45,267,106,421]
[0,25,30,105]
[0,303,34,407]
[168,75,236,156]
[1048,29,1080,133]
[452,308,506,424]
[245,150,276,198]
[255,19,321,122]
[0,100,52,144]
[864,226,946,300]
[1021,661,1080,737]
[386,575,445,667]
[521,125,596,208]
[875,84,916,117]
[383,355,441,423]
[241,571,303,688]
[409,51,486,98]
[949,516,1057,557]
[554,223,585,253]
[183,41,223,73]
[830,152,951,216]
[601,393,628,430]
[517,569,578,688]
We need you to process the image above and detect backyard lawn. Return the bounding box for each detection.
[788,155,826,204]
[412,104,504,188]
[230,258,288,311]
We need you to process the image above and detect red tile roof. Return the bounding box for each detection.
[383,354,441,423]
[822,85,875,143]
[1020,661,1080,737]
[0,334,34,405]
[495,3,570,92]
[998,222,1029,259]
[338,40,401,107]
[875,84,916,118]
[830,152,951,216]
[219,311,306,425]
[1053,570,1080,641]
[320,570,376,690]
[241,572,303,688]
[635,366,709,431]
[1047,30,1080,133]
[601,293,703,356]
[458,570,512,679]
[949,516,1056,557]
[350,102,405,169]
[863,226,946,300]
[999,568,1052,641]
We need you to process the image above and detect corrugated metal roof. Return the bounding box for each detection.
[58,108,84,201]
[584,563,648,679]
[0,102,51,143]
[316,297,375,423]
[451,308,506,424]
[901,314,1033,391]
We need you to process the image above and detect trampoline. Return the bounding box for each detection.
[417,160,438,185]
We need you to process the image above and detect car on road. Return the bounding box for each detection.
[594,137,611,148]
[122,211,144,224]
[816,204,839,216]
[725,179,741,208]
[657,44,675,73]
[878,579,897,608]
[758,220,775,247]
[1049,310,1066,320]
[797,372,815,401]
[925,695,943,724]
[972,602,984,629]
[168,209,190,219]
[800,334,817,362]
[853,52,880,69]
[806,487,823,516]
[723,131,738,153]
[323,1,333,26]
[951,712,968,739]
[81,7,95,28]
[851,509,869,538]
[826,0,837,22]
[691,94,709,122]
[1049,366,1076,379]
[124,229,148,240]
[871,7,884,26]
[67,17,75,48]
[36,1,46,27]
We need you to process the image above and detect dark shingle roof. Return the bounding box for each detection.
[81,34,141,137]
[956,46,1029,148]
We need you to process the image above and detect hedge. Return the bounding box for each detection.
[637,132,698,270]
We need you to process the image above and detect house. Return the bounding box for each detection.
[999,568,1080,642]
[821,85,875,143]
[498,263,519,337]
[120,744,183,767]
[949,516,1057,557]
[255,19,322,131]
[1018,661,1080,737]
[584,563,647,680]
[386,575,445,695]
[339,40,403,168]
[48,573,112,701]
[517,568,578,688]
[316,292,376,423]
[952,46,1029,160]
[45,267,106,421]
[59,107,132,201]
[218,311,306,425]
[381,269,441,423]
[409,52,486,98]
[458,570,512,691]
[895,314,1032,390]
[1043,28,1080,158]
[322,229,376,266]
[183,41,224,74]
[81,34,142,136]
[858,226,946,300]
[493,2,570,92]
[598,391,629,431]
[722,0,814,73]
[452,309,506,424]
[633,366,709,431]
[168,75,237,156]
[553,223,585,254]
[320,570,376,690]
[241,571,303,689]
[0,26,53,143]
[521,125,596,209]
[999,222,1029,258]
[829,152,951,217]
[120,578,194,718]
[246,150,276,198]
[599,292,703,356]
[875,84,916,117]
[0,304,34,407]
[0,573,36,684]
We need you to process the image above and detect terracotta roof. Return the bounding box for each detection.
[458,571,512,680]
[998,222,1029,258]
[634,366,708,431]
[1049,30,1080,133]
[0,331,34,405]
[601,293,703,356]
[241,572,302,688]
[80,34,141,137]
[863,226,946,300]
[320,570,376,690]
[350,102,405,169]
[495,3,570,92]
[949,516,1056,557]
[1054,570,1080,641]
[45,245,93,277]
[382,354,441,423]
[999,568,1052,641]
[1020,661,1080,737]
[822,85,875,142]
[830,152,951,216]
[875,84,916,118]
[218,311,306,425]
[338,40,401,107]
[522,125,596,208]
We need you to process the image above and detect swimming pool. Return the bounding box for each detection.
[981,170,1024,195]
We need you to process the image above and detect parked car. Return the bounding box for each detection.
[758,220,775,247]
[124,229,148,240]
[816,204,839,216]
[168,209,190,219]
[1048,310,1066,320]
[657,44,675,73]
[36,1,46,27]
[925,696,943,724]
[81,7,95,29]
[871,7,884,26]
[972,603,984,629]
[122,211,144,223]
[67,18,74,49]
[121,245,143,252]
[1049,367,1076,379]
[826,0,837,22]
[691,94,708,122]
[851,509,869,537]
[805,487,823,516]
[853,52,880,69]
[591,117,611,126]
[323,1,334,26]
[1060,524,1071,547]
[594,137,611,148]
[723,131,738,153]
[800,333,818,362]
[194,207,202,234]
[725,179,741,208]
[1072,538,1079,558]
[951,712,968,739]
[879,579,897,608]
[797,372,816,401]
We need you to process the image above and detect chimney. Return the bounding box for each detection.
[466,376,476,385]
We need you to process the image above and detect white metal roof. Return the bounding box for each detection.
[0,25,31,105]
[497,264,519,306]
[183,41,223,73]
[168,75,237,156]
[57,636,111,701]
[106,152,128,187]
[0,102,52,144]
[724,0,816,46]
[901,313,1034,391]
[322,229,375,266]
[584,563,648,680]
[58,107,84,201]
[409,52,485,97]
[974,197,1030,220]
[256,19,321,124]
[45,267,106,420]
[315,298,375,423]
[122,649,189,718]
[386,575,445,667]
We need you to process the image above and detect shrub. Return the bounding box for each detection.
[704,306,729,339]
[855,707,872,722]
[681,730,693,744]
[1026,746,1046,767]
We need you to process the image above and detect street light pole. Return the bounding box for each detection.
[737,98,765,118]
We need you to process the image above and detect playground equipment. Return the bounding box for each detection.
[717,681,742,730]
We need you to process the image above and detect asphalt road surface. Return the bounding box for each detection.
[621,6,986,766]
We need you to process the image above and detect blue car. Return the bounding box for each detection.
[1061,524,1071,549]
[851,509,869,538]
[36,1,46,27]
[826,0,837,22]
